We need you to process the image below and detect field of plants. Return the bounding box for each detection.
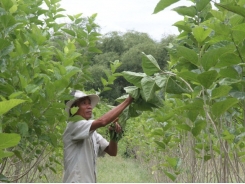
[1,0,245,182]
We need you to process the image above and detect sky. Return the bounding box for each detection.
[59,0,192,41]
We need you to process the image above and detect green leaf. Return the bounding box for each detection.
[25,84,40,94]
[197,70,218,89]
[153,0,179,14]
[0,38,10,50]
[176,124,191,131]
[192,26,212,43]
[185,99,204,111]
[13,150,23,161]
[154,140,166,149]
[0,133,21,149]
[177,71,199,83]
[166,77,188,94]
[0,150,14,159]
[163,170,176,181]
[0,0,13,10]
[0,14,15,28]
[215,3,245,17]
[122,71,146,88]
[173,6,196,17]
[155,75,167,88]
[142,53,161,76]
[219,67,238,79]
[211,85,232,99]
[196,0,211,11]
[201,47,233,71]
[61,29,76,37]
[70,107,79,115]
[65,66,81,78]
[211,98,239,117]
[124,86,140,100]
[17,122,29,136]
[177,46,198,66]
[67,15,74,21]
[49,134,57,147]
[216,53,240,67]
[232,23,245,32]
[88,47,102,53]
[210,9,225,21]
[173,21,192,32]
[110,60,122,73]
[0,99,25,116]
[191,120,206,137]
[141,76,158,102]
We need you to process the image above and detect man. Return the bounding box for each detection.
[63,90,133,183]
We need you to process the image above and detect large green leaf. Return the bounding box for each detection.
[0,99,25,116]
[201,47,233,71]
[211,85,232,99]
[124,86,140,100]
[141,76,158,102]
[155,74,167,88]
[215,3,245,17]
[0,38,10,50]
[211,98,239,117]
[196,0,211,11]
[197,70,218,88]
[219,67,239,79]
[177,71,199,83]
[0,133,21,150]
[142,53,161,76]
[122,71,146,88]
[177,46,198,66]
[191,120,207,137]
[61,29,76,37]
[173,6,196,17]
[173,21,192,32]
[192,26,212,43]
[166,76,188,94]
[232,23,245,32]
[153,0,179,14]
[0,150,14,159]
[216,53,241,67]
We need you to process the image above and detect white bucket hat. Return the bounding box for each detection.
[65,90,100,114]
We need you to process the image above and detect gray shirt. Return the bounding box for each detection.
[63,119,109,183]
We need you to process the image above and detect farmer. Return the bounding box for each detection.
[63,90,133,183]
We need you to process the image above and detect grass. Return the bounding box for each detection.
[97,155,155,183]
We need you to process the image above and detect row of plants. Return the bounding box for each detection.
[111,0,245,182]
[0,0,102,182]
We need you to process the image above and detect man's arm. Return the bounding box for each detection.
[104,140,118,156]
[104,121,121,156]
[90,96,133,131]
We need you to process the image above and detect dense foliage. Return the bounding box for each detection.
[119,0,245,182]
[1,0,245,183]
[0,0,101,182]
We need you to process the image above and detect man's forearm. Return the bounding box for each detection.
[105,140,118,156]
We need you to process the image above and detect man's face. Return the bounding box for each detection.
[75,97,93,120]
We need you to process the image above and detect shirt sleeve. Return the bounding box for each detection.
[95,132,109,157]
[68,120,94,141]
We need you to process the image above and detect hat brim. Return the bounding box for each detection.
[65,94,100,114]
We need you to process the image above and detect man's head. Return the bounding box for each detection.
[65,90,100,119]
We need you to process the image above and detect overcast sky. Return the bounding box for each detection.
[59,0,192,41]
